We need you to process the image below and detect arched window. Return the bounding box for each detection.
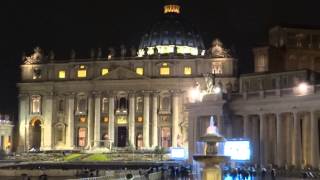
[31,95,41,114]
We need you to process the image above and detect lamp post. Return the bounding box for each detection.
[189,72,222,103]
[293,82,310,96]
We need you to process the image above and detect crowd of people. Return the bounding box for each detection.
[222,164,320,179]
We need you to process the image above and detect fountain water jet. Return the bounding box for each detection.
[193,116,230,180]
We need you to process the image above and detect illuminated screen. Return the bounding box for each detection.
[171,148,186,160]
[224,140,250,161]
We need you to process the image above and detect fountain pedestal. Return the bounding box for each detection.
[193,117,230,180]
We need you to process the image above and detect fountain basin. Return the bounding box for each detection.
[193,155,230,166]
[198,134,225,143]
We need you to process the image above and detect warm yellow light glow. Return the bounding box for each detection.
[101,68,109,76]
[77,70,87,78]
[160,67,170,75]
[164,5,180,14]
[80,65,85,69]
[138,45,203,57]
[103,117,109,123]
[294,82,309,96]
[137,116,143,123]
[58,70,66,79]
[117,116,128,125]
[4,136,11,149]
[80,116,86,123]
[136,67,144,75]
[184,67,192,75]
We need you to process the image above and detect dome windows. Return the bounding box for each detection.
[164,5,181,14]
[138,4,205,57]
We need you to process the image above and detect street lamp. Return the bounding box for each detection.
[294,82,309,96]
[189,82,205,103]
[189,72,222,103]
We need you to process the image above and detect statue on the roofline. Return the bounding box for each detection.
[24,46,43,65]
[210,39,231,58]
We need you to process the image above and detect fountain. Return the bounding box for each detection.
[193,116,230,180]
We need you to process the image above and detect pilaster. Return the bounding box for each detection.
[143,92,150,148]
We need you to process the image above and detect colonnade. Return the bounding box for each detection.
[239,111,319,168]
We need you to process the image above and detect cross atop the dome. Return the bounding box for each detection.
[164,0,181,14]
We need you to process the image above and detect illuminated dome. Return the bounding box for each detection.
[138,1,205,57]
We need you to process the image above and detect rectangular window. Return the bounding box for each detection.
[136,67,144,75]
[31,95,41,114]
[184,67,192,75]
[77,70,87,78]
[33,68,42,80]
[101,68,109,76]
[58,70,66,79]
[161,127,172,148]
[78,128,86,147]
[160,67,170,75]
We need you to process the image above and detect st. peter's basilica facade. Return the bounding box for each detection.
[17,1,320,169]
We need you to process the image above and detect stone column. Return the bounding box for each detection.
[243,114,250,139]
[172,91,180,148]
[188,114,196,162]
[252,116,260,164]
[143,92,150,148]
[66,94,75,148]
[268,115,277,165]
[259,114,266,166]
[152,93,159,148]
[94,92,101,147]
[276,113,283,167]
[42,93,53,150]
[108,95,115,145]
[18,94,28,152]
[310,111,319,168]
[87,94,94,149]
[292,112,302,167]
[285,114,293,166]
[128,93,135,147]
[0,135,2,150]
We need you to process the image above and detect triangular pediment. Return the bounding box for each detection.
[96,67,150,80]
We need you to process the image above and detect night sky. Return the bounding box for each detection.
[2,0,320,116]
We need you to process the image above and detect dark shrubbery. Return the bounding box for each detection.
[0,149,7,160]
